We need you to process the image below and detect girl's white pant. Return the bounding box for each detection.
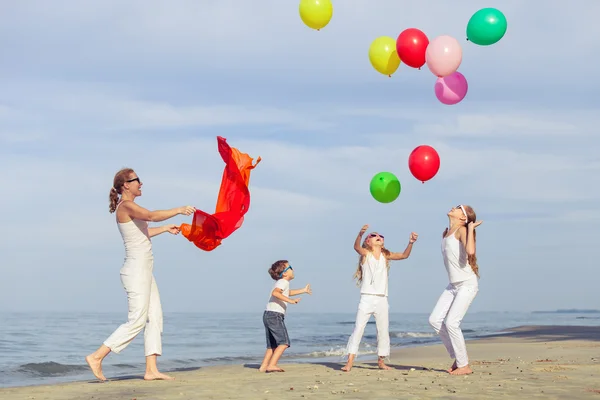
[103,258,164,357]
[428,277,478,368]
[345,294,390,357]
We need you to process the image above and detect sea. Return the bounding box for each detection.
[1,311,599,388]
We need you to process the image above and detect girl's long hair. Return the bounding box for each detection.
[463,205,480,278]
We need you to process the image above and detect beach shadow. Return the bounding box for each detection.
[363,363,445,373]
[483,325,600,343]
[103,374,144,382]
[90,367,202,383]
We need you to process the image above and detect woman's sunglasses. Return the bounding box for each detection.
[127,177,141,184]
[368,233,384,239]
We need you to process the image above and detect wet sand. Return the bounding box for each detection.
[2,325,600,399]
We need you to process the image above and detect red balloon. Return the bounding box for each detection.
[408,145,440,182]
[396,28,429,69]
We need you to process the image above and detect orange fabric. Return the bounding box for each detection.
[179,136,261,251]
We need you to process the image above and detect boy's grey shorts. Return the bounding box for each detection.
[263,310,290,349]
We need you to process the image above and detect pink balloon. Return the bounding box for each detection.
[425,35,462,77]
[434,71,468,105]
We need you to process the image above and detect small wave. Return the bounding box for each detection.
[17,362,87,376]
[201,355,257,364]
[391,332,435,339]
[337,321,375,325]
[302,346,376,358]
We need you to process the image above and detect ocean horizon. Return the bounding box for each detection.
[1,310,599,388]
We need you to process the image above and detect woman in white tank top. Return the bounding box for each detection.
[85,168,195,382]
[428,204,482,376]
[341,224,418,372]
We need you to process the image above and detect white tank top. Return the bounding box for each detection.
[115,201,153,259]
[360,252,388,296]
[441,229,475,283]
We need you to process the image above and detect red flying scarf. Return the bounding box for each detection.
[179,136,261,251]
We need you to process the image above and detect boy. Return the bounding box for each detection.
[259,260,311,373]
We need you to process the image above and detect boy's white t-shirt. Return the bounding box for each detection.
[265,279,290,314]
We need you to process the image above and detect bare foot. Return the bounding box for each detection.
[341,363,353,372]
[447,360,458,373]
[258,366,267,372]
[449,365,473,375]
[265,366,285,373]
[85,354,107,382]
[144,371,175,381]
[378,359,392,370]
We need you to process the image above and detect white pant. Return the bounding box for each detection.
[428,277,478,367]
[345,294,390,357]
[104,258,164,357]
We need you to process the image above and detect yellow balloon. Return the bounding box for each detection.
[299,0,333,30]
[368,36,401,77]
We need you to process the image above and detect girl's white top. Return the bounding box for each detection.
[360,252,388,296]
[441,230,475,283]
[115,201,153,259]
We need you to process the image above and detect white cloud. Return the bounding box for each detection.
[2,1,600,84]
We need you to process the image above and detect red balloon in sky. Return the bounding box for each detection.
[408,145,440,183]
[396,28,429,69]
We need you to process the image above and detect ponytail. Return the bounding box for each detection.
[109,187,120,214]
[109,167,134,213]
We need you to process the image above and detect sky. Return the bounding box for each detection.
[1,0,599,315]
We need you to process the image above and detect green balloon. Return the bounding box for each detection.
[466,8,507,46]
[369,172,401,204]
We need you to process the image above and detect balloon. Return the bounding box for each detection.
[466,8,507,45]
[370,172,401,203]
[368,36,401,77]
[395,28,429,69]
[425,35,463,77]
[434,71,468,105]
[408,145,440,183]
[299,0,333,30]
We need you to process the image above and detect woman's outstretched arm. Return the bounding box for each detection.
[121,200,195,222]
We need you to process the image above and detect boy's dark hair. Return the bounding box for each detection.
[268,260,289,280]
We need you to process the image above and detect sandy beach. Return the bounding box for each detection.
[2,325,599,400]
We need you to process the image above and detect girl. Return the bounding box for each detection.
[428,204,482,376]
[341,224,418,372]
[85,168,195,382]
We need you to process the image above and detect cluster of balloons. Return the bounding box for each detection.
[366,8,507,204]
[367,8,507,106]
[296,3,507,204]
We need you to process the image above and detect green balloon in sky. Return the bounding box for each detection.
[369,172,401,204]
[466,8,507,46]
